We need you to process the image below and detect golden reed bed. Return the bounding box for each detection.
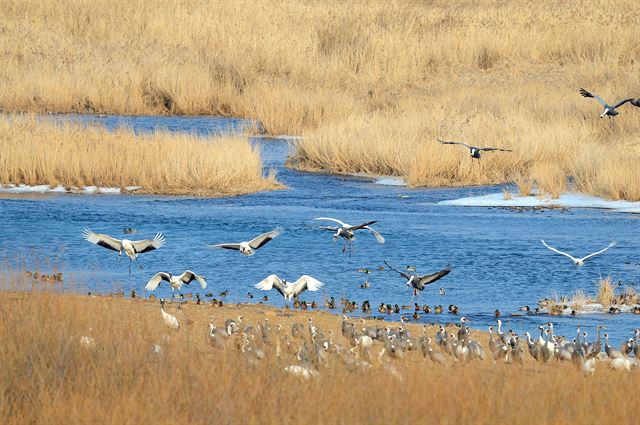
[0,273,637,425]
[1,1,639,199]
[0,117,281,196]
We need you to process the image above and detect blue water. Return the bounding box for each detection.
[2,115,639,346]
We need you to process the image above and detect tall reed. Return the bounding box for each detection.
[0,116,281,196]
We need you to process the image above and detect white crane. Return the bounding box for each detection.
[159,299,179,331]
[145,270,207,299]
[208,227,283,256]
[83,228,165,274]
[314,217,384,255]
[254,274,324,306]
[541,240,616,265]
[579,88,640,118]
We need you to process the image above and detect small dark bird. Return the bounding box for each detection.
[219,290,228,297]
[130,289,137,298]
[494,309,501,318]
[412,312,420,321]
[378,303,386,313]
[422,304,431,314]
[405,266,417,272]
[325,297,336,309]
[311,301,317,309]
[579,88,640,118]
[360,280,370,289]
[434,305,443,314]
[438,139,511,159]
[262,295,269,301]
[357,268,374,274]
[123,227,138,234]
[247,292,254,299]
[439,288,446,296]
[415,303,421,312]
[378,266,385,271]
[393,304,400,314]
[448,304,459,315]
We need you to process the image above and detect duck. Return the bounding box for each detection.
[247,292,254,299]
[448,305,459,315]
[438,288,446,296]
[412,312,420,321]
[422,304,431,314]
[325,297,336,309]
[434,305,443,314]
[262,295,269,301]
[378,303,386,313]
[393,304,401,314]
[219,290,229,297]
[494,309,501,318]
[360,280,370,289]
[609,307,621,314]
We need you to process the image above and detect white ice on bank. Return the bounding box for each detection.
[0,184,142,195]
[373,176,406,186]
[438,191,640,213]
[538,303,638,315]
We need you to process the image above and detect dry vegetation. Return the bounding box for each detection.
[543,276,640,313]
[1,271,638,425]
[0,116,280,196]
[1,1,639,199]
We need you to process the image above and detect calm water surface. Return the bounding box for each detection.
[2,115,639,344]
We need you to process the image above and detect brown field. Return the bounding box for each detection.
[1,271,637,425]
[1,1,639,199]
[0,116,281,196]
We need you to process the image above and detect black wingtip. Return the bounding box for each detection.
[578,88,592,98]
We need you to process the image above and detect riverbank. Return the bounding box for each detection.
[1,284,638,424]
[0,116,281,197]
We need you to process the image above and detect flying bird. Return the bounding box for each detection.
[208,227,283,256]
[579,88,640,118]
[254,274,324,306]
[438,139,511,159]
[540,240,616,265]
[145,270,207,299]
[314,217,385,255]
[384,260,453,301]
[83,228,165,274]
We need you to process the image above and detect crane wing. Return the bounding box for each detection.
[383,260,411,280]
[145,272,171,291]
[208,243,242,251]
[478,147,512,152]
[314,217,347,227]
[611,98,635,109]
[419,264,453,285]
[249,226,283,249]
[580,241,616,262]
[579,88,607,107]
[83,228,122,252]
[131,233,166,254]
[181,270,207,289]
[318,226,339,232]
[363,225,385,244]
[438,139,472,149]
[292,275,324,294]
[255,274,285,297]
[346,220,377,231]
[541,240,578,263]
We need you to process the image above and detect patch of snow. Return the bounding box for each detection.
[438,191,640,213]
[0,184,143,195]
[373,176,406,186]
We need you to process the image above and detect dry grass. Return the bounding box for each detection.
[596,276,617,306]
[1,271,639,424]
[1,1,639,199]
[547,276,639,310]
[0,116,281,196]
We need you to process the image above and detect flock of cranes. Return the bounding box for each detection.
[83,217,396,303]
[144,309,640,380]
[438,88,640,158]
